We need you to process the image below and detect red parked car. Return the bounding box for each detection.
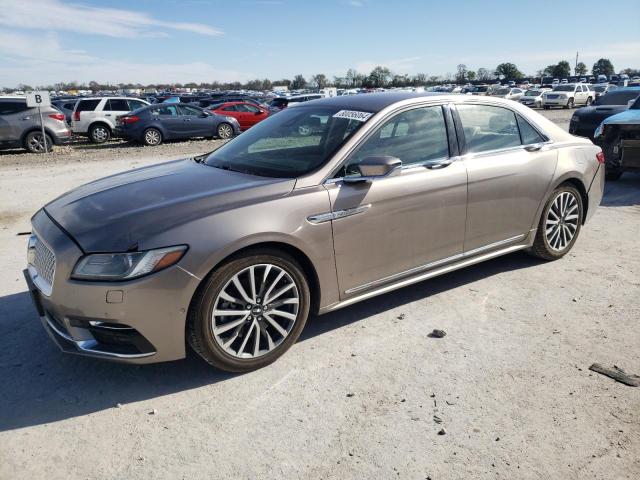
[208,102,269,131]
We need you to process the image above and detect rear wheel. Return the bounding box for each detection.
[24,131,53,153]
[529,184,583,261]
[217,122,234,139]
[142,128,162,146]
[89,123,111,143]
[187,249,310,372]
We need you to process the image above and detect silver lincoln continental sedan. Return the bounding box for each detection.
[24,93,605,372]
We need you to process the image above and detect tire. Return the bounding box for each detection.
[586,97,593,106]
[543,105,550,110]
[528,184,583,261]
[564,98,574,109]
[535,100,542,109]
[24,131,53,153]
[187,249,311,372]
[217,122,234,139]
[605,168,623,181]
[142,128,162,146]
[89,123,111,144]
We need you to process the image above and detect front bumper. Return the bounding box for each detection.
[23,210,200,364]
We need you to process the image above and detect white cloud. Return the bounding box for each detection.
[0,31,251,87]
[0,0,223,38]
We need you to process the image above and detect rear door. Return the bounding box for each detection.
[104,99,132,127]
[152,104,182,138]
[454,103,557,252]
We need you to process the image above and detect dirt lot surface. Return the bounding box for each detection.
[0,108,639,480]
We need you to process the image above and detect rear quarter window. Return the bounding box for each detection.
[75,99,101,112]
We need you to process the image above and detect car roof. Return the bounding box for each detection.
[297,92,446,112]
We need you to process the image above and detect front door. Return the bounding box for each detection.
[454,103,558,252]
[178,104,212,137]
[326,105,468,297]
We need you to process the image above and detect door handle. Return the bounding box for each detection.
[105,114,112,117]
[524,144,542,152]
[424,159,453,169]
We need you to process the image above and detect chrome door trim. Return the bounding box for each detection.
[323,241,529,313]
[344,233,526,295]
[307,204,371,224]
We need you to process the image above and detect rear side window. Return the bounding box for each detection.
[597,91,640,106]
[457,104,521,153]
[105,99,131,111]
[516,114,545,145]
[0,101,28,115]
[76,99,100,112]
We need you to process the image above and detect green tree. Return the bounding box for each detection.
[494,63,524,80]
[476,68,492,81]
[311,73,328,89]
[554,61,571,78]
[455,64,468,82]
[368,66,392,88]
[592,58,615,76]
[291,74,306,89]
[575,62,588,76]
[467,70,476,81]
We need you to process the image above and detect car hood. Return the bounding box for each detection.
[598,108,640,126]
[44,158,296,252]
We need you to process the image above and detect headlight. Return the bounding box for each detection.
[71,245,187,281]
[225,116,236,123]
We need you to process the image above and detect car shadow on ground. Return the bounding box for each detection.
[0,250,544,432]
[601,172,640,207]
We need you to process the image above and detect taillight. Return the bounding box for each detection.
[73,111,80,122]
[596,151,605,164]
[120,115,140,124]
[48,113,65,122]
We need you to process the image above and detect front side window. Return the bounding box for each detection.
[457,104,521,153]
[338,106,449,178]
[205,105,369,178]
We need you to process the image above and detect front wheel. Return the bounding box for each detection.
[528,185,583,261]
[543,105,550,110]
[564,98,575,109]
[187,249,311,372]
[586,97,593,106]
[535,100,542,108]
[217,122,234,139]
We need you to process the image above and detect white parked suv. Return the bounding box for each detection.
[542,84,594,109]
[72,97,149,143]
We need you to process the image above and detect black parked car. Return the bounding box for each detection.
[569,88,640,139]
[52,98,78,124]
[115,103,241,146]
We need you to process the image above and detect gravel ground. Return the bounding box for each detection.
[1,108,639,480]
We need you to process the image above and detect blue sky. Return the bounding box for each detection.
[0,0,638,87]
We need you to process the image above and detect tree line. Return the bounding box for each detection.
[3,58,637,93]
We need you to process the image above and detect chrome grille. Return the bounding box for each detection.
[33,237,56,286]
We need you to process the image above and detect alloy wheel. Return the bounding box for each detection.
[211,264,300,359]
[545,191,579,251]
[92,126,109,142]
[144,129,161,145]
[218,123,233,139]
[28,134,49,153]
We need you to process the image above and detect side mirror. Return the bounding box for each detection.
[343,156,402,183]
[199,112,209,118]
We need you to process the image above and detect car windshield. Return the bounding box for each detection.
[495,88,511,95]
[205,105,371,178]
[595,91,640,106]
[525,90,542,96]
[554,85,575,92]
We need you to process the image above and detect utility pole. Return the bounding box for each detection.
[575,51,579,76]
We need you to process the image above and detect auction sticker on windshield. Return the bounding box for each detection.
[333,110,373,122]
